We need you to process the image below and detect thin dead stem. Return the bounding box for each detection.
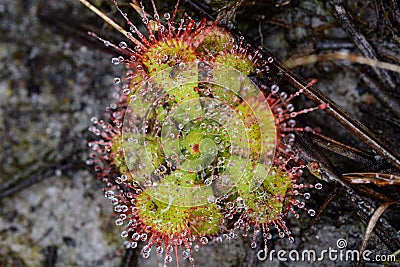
[356,200,400,267]
[79,0,141,45]
[284,52,400,74]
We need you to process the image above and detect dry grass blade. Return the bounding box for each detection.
[284,67,400,171]
[342,173,400,186]
[309,132,375,165]
[79,0,141,45]
[130,0,143,17]
[284,52,400,74]
[356,200,400,267]
[332,1,396,89]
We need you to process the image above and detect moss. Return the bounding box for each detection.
[0,247,27,267]
[0,234,43,267]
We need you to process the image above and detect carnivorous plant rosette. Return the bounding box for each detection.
[85,0,323,265]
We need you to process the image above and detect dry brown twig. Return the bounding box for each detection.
[355,200,400,267]
[284,51,400,74]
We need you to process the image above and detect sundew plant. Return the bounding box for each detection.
[85,0,325,265]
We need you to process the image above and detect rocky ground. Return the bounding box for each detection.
[1,0,399,266]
